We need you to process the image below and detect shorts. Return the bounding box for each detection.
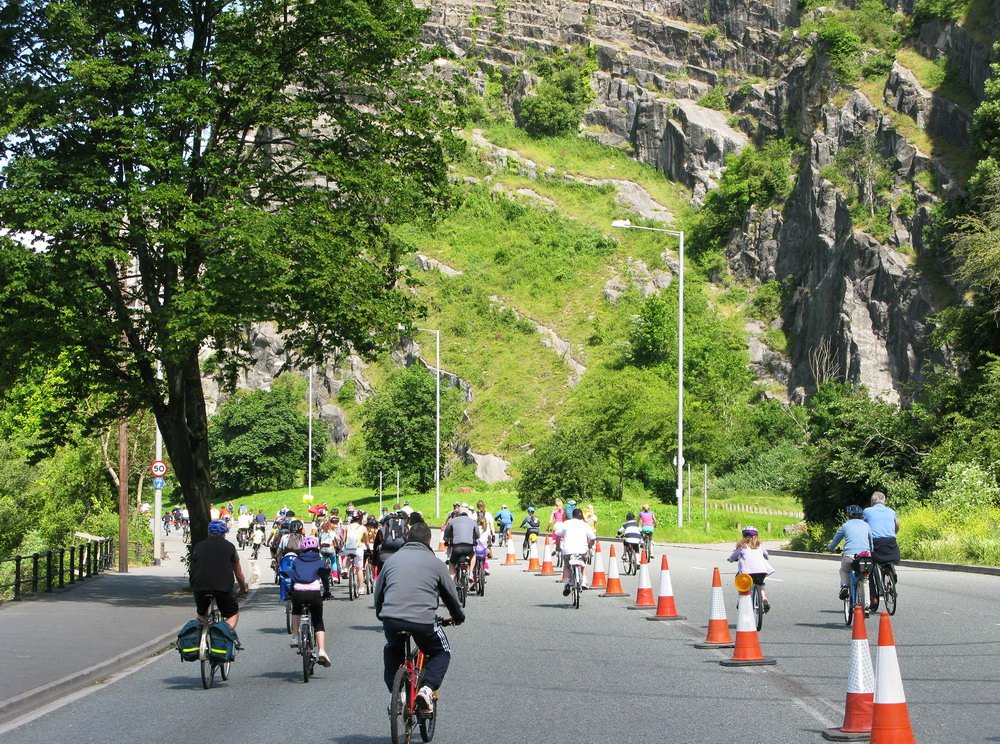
[639,526,654,534]
[194,589,239,619]
[448,544,475,565]
[748,572,767,586]
[290,589,325,632]
[344,551,364,568]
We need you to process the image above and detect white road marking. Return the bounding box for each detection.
[792,697,838,728]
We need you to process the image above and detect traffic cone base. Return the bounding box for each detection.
[821,729,871,741]
[694,639,735,648]
[720,654,777,667]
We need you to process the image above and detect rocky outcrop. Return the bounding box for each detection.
[604,257,673,302]
[394,338,475,402]
[884,62,973,147]
[489,296,587,386]
[416,253,463,276]
[915,17,999,103]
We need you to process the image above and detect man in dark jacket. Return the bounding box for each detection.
[190,519,248,628]
[373,522,465,713]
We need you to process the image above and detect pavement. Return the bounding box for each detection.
[2,533,999,743]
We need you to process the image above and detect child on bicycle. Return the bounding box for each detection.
[617,512,643,561]
[727,526,774,613]
[827,505,873,601]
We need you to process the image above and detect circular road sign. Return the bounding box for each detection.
[150,460,168,477]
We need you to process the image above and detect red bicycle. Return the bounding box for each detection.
[389,617,453,743]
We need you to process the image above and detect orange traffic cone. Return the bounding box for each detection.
[869,613,916,744]
[524,538,541,572]
[627,550,656,609]
[504,540,518,566]
[823,605,874,741]
[537,537,555,576]
[436,528,446,552]
[694,567,735,648]
[720,574,776,667]
[600,545,628,598]
[590,542,607,589]
[647,555,685,620]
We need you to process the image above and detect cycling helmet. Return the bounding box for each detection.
[501,504,508,509]
[846,504,864,518]
[527,506,535,513]
[396,509,408,518]
[289,520,304,534]
[208,520,229,535]
[300,536,320,551]
[626,512,636,521]
[285,510,295,518]
[366,516,378,527]
[742,525,759,537]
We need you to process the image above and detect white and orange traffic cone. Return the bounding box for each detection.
[627,550,656,609]
[524,538,541,572]
[590,542,607,590]
[647,555,685,621]
[537,537,555,576]
[869,612,916,744]
[823,605,875,741]
[720,574,776,667]
[504,540,518,566]
[600,545,628,597]
[694,567,735,648]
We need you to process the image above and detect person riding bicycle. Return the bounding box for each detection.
[554,508,595,596]
[494,504,514,540]
[376,509,409,572]
[287,536,332,667]
[365,515,380,576]
[277,519,305,566]
[638,504,656,540]
[727,526,774,613]
[475,499,494,546]
[250,524,266,559]
[827,505,874,601]
[521,507,541,548]
[864,491,900,612]
[617,512,643,560]
[443,507,480,582]
[189,520,248,630]
[373,522,465,713]
[546,499,565,532]
[343,513,367,594]
[236,510,253,546]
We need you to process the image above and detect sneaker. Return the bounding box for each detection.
[416,686,434,712]
[562,584,571,596]
[762,600,770,613]
[317,650,332,667]
[839,587,849,601]
[289,635,299,647]
[869,599,880,612]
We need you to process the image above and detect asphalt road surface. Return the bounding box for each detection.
[4,542,998,743]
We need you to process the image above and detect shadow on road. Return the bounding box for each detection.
[160,675,216,690]
[349,625,383,633]
[30,575,191,607]
[795,622,851,630]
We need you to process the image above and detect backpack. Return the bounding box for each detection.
[176,620,202,662]
[284,533,302,554]
[207,621,239,662]
[527,515,540,530]
[383,516,408,549]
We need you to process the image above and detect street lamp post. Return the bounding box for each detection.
[612,219,685,529]
[399,324,442,520]
[307,365,314,501]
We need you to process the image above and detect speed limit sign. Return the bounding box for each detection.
[150,460,168,477]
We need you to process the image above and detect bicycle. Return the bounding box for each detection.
[199,596,231,689]
[346,554,360,601]
[365,554,375,595]
[182,522,191,544]
[454,557,470,608]
[471,557,486,597]
[567,553,586,609]
[389,617,453,744]
[554,548,563,569]
[297,600,319,683]
[622,543,640,576]
[521,531,538,561]
[236,528,248,550]
[845,553,874,626]
[496,526,510,548]
[641,531,654,561]
[871,560,898,615]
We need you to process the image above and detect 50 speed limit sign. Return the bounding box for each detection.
[150,460,168,477]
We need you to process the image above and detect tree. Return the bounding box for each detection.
[0,0,455,543]
[359,365,462,493]
[516,428,605,508]
[208,383,308,498]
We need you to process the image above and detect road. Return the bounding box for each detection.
[3,541,998,743]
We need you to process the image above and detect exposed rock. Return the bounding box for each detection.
[884,61,973,148]
[604,256,673,303]
[915,17,999,102]
[416,253,463,276]
[394,338,475,402]
[567,175,675,224]
[469,452,512,483]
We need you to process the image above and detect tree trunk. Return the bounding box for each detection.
[155,351,213,546]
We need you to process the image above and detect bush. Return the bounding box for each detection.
[698,86,728,111]
[518,46,597,137]
[517,428,607,508]
[912,0,968,25]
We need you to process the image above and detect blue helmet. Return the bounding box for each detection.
[208,520,229,535]
[846,504,864,518]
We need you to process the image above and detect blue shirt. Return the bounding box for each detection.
[828,519,873,555]
[495,509,514,526]
[863,504,897,538]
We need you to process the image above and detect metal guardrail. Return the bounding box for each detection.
[0,538,115,601]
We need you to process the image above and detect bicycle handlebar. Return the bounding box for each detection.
[436,616,455,627]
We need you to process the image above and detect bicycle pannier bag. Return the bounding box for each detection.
[207,621,239,662]
[176,620,202,662]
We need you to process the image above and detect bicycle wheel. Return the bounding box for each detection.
[458,567,467,608]
[555,551,562,569]
[285,599,292,633]
[419,690,437,742]
[844,577,853,626]
[389,666,410,744]
[882,567,897,615]
[572,566,581,609]
[301,617,313,683]
[522,539,529,561]
[752,585,764,631]
[365,562,374,594]
[348,567,356,601]
[200,630,213,689]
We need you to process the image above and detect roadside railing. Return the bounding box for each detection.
[0,538,115,602]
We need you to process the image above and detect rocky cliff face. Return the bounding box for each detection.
[420,0,996,402]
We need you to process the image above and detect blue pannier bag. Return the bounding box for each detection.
[278,553,297,602]
[207,621,239,662]
[176,620,202,662]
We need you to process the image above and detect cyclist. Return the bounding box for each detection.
[554,508,595,595]
[373,522,465,712]
[494,504,514,542]
[365,515,379,579]
[255,508,268,531]
[443,506,479,582]
[376,509,409,572]
[277,519,304,566]
[617,512,643,562]
[287,536,332,667]
[864,491,900,611]
[521,506,541,551]
[236,509,253,547]
[343,513,367,593]
[400,500,414,516]
[727,526,774,613]
[827,505,873,601]
[638,504,656,544]
[475,500,494,547]
[250,524,266,560]
[546,499,565,532]
[583,503,598,532]
[189,520,248,629]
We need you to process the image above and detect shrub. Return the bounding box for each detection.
[698,86,728,111]
[912,0,968,25]
[518,46,597,137]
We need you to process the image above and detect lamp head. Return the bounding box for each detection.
[611,219,632,229]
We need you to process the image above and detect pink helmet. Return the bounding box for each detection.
[300,536,320,551]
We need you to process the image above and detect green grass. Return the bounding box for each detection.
[896,47,978,112]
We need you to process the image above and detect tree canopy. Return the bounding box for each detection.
[0,0,456,541]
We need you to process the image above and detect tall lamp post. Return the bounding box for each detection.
[400,325,442,520]
[611,219,685,529]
